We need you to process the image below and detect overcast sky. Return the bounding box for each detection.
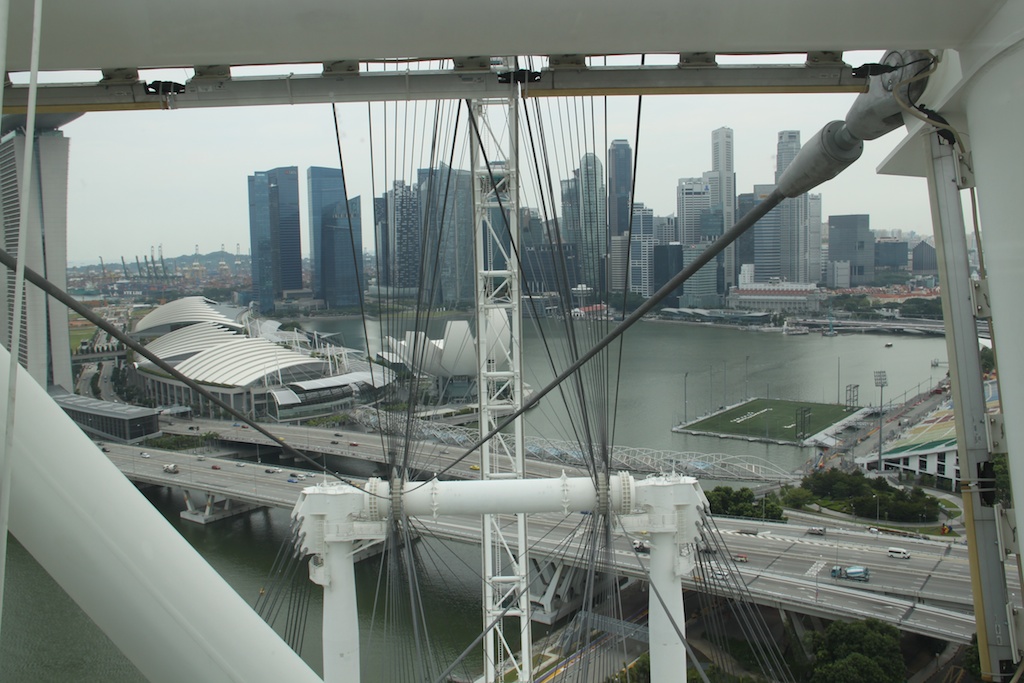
[60,54,935,266]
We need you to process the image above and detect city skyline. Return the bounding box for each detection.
[61,68,934,265]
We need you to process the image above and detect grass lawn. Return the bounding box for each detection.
[687,398,858,442]
[69,326,96,351]
[938,499,962,519]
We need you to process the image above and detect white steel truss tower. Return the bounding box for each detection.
[470,89,530,682]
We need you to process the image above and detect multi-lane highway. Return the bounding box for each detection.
[161,417,586,480]
[102,437,998,644]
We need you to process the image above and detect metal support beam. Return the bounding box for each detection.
[926,131,1016,679]
[3,62,865,113]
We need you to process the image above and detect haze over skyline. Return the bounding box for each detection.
[59,55,934,266]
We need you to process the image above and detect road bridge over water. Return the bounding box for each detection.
[163,417,802,483]
[106,443,998,645]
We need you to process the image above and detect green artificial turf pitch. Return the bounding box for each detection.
[686,398,857,441]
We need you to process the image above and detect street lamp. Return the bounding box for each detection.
[683,371,689,424]
[722,360,728,407]
[709,364,713,415]
[873,494,879,522]
[745,355,750,401]
[874,370,888,472]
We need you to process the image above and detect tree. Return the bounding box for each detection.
[812,652,894,683]
[980,346,996,374]
[993,453,1012,506]
[783,487,815,509]
[898,297,943,320]
[810,619,905,683]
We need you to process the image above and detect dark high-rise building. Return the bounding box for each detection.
[752,184,782,282]
[607,139,632,237]
[652,243,686,301]
[912,241,938,274]
[418,163,474,307]
[373,196,390,288]
[828,214,875,286]
[248,166,301,313]
[376,180,421,291]
[875,240,909,270]
[307,167,362,309]
[736,192,757,274]
[522,242,580,296]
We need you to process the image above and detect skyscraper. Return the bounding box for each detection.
[828,214,875,286]
[248,166,301,313]
[418,163,474,307]
[752,183,782,281]
[711,127,736,289]
[626,203,655,296]
[307,167,362,309]
[572,153,606,289]
[607,139,633,237]
[807,193,823,283]
[0,123,72,390]
[775,130,809,283]
[378,180,421,291]
[676,177,710,245]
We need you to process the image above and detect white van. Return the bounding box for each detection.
[887,547,910,559]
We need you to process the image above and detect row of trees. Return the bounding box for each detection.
[705,486,785,521]
[603,618,908,682]
[832,295,942,320]
[784,469,941,523]
[707,475,943,525]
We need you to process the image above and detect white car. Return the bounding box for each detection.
[139,452,151,458]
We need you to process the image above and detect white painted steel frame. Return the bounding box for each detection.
[294,473,703,682]
[471,89,531,682]
[925,133,1016,676]
[0,345,322,682]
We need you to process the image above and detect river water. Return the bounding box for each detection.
[0,322,948,680]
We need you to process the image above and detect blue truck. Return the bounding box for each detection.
[830,565,870,582]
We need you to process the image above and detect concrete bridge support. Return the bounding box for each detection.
[179,488,262,524]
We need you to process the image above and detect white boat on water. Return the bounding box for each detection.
[782,321,810,336]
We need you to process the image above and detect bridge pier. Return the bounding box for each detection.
[528,556,631,625]
[179,488,262,524]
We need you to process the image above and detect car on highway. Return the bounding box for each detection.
[101,447,110,453]
[808,526,827,536]
[287,478,299,483]
[349,442,359,447]
[162,464,179,474]
[331,440,339,445]
[196,456,205,461]
[211,465,221,470]
[139,451,151,458]
[632,539,651,554]
[265,468,277,474]
[469,464,480,471]
[334,433,343,437]
[235,462,246,467]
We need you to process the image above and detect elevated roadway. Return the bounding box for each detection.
[104,442,1000,644]
[162,417,801,483]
